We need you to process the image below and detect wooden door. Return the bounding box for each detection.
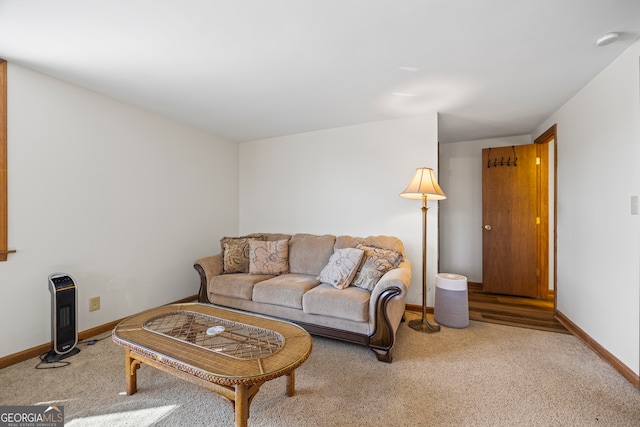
[482,144,543,298]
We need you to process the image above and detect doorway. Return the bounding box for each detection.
[438,126,558,329]
[479,125,557,312]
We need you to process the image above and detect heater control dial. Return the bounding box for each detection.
[51,275,74,290]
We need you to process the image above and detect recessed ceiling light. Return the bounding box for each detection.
[399,66,419,72]
[392,92,417,97]
[596,32,619,47]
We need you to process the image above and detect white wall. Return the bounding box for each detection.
[535,40,640,376]
[0,64,239,358]
[239,114,440,306]
[439,135,532,282]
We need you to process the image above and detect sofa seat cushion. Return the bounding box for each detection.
[253,274,321,309]
[209,273,274,300]
[302,284,370,322]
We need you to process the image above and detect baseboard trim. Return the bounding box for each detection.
[555,310,639,388]
[0,294,198,370]
[405,303,434,314]
[7,297,636,389]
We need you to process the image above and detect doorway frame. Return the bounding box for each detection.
[534,124,557,307]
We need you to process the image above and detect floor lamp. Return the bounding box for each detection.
[400,167,447,333]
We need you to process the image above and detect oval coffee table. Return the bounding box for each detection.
[112,303,312,427]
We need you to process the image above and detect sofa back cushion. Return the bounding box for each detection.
[334,235,405,256]
[288,233,336,275]
[249,232,292,242]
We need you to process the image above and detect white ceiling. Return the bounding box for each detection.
[1,0,639,143]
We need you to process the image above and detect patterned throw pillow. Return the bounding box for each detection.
[249,239,290,275]
[351,244,403,291]
[220,235,263,274]
[317,248,365,289]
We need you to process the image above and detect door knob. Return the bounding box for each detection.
[483,225,492,231]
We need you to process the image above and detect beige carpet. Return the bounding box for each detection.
[1,312,639,426]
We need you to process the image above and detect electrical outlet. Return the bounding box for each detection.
[631,195,639,215]
[89,296,100,312]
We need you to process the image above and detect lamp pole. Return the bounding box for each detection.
[400,167,445,333]
[408,195,440,333]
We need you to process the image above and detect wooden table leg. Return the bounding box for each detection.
[125,349,140,395]
[234,384,249,427]
[286,370,295,397]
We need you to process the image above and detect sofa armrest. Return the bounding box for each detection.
[370,259,412,301]
[193,254,223,303]
[367,259,412,362]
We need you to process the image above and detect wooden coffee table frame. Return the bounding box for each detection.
[112,303,312,427]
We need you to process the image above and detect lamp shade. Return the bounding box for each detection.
[400,167,447,200]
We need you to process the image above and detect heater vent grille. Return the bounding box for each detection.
[48,273,79,356]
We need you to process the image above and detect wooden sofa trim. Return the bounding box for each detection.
[194,263,210,303]
[193,263,401,362]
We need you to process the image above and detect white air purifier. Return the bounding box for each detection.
[434,273,469,328]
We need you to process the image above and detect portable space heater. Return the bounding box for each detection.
[44,273,80,363]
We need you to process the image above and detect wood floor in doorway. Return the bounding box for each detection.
[468,282,569,334]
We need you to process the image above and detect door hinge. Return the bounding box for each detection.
[536,217,540,224]
[536,157,541,165]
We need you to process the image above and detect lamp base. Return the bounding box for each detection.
[408,318,441,333]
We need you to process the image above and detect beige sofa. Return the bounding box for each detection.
[194,233,411,362]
